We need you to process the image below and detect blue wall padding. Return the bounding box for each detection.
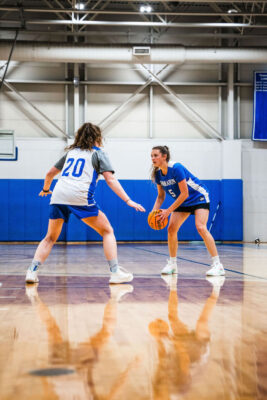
[0,180,9,241]
[220,179,243,241]
[0,179,242,241]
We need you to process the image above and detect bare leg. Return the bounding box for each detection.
[168,289,189,337]
[82,211,117,261]
[168,212,190,258]
[83,211,133,283]
[194,209,218,257]
[195,289,219,341]
[34,219,64,263]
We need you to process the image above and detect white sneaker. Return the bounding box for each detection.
[161,274,178,290]
[206,276,225,296]
[109,266,133,284]
[109,284,133,301]
[25,268,39,283]
[206,276,225,288]
[161,259,178,275]
[25,283,39,304]
[206,262,225,276]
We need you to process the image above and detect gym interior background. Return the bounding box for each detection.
[0,0,267,243]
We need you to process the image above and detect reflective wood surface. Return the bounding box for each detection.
[1,243,267,400]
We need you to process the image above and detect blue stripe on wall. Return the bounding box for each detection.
[220,179,243,241]
[0,179,242,241]
[0,180,9,241]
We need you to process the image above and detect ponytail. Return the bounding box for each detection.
[66,122,103,151]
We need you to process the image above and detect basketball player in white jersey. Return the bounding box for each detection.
[25,122,145,285]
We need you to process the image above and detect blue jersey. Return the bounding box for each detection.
[155,161,210,207]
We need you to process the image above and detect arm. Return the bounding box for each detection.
[159,179,189,221]
[102,171,145,212]
[39,154,67,196]
[152,185,166,211]
[168,179,189,212]
[39,166,61,197]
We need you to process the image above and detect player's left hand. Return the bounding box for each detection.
[39,190,52,197]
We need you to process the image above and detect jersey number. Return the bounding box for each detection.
[168,189,176,198]
[62,158,85,178]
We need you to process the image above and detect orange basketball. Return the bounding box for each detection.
[147,210,168,230]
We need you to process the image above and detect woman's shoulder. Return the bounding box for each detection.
[169,161,184,169]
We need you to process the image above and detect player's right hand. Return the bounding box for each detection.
[127,200,146,212]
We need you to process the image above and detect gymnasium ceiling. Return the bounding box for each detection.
[0,1,267,46]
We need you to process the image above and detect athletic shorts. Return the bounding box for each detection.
[174,203,210,215]
[49,204,99,223]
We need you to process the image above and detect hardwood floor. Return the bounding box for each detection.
[0,243,267,399]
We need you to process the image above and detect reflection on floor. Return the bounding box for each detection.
[0,243,267,399]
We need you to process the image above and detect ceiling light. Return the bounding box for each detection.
[73,76,79,87]
[75,3,85,10]
[227,9,238,14]
[140,5,152,13]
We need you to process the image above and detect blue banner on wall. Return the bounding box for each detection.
[252,71,267,141]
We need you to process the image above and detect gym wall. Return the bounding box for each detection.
[2,60,267,242]
[0,137,242,242]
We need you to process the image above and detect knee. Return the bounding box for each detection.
[44,234,57,245]
[196,223,208,237]
[101,224,114,237]
[168,224,179,236]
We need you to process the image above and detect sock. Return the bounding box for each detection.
[170,257,177,264]
[108,259,119,273]
[212,256,220,265]
[29,260,41,272]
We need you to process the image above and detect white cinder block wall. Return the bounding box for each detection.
[242,141,267,242]
[1,138,223,181]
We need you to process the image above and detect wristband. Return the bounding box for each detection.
[42,188,49,193]
[125,198,131,203]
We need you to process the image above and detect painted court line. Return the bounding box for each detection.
[134,246,267,281]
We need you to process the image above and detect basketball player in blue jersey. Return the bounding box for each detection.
[25,122,145,285]
[151,146,225,276]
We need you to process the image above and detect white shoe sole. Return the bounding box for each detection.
[25,278,39,284]
[206,271,225,277]
[109,274,133,284]
[206,276,226,286]
[161,269,178,275]
[25,273,39,283]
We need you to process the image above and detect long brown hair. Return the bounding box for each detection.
[151,146,170,182]
[66,122,103,151]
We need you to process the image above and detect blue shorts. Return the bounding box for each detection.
[49,204,99,223]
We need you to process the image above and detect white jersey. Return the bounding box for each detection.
[50,147,114,206]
